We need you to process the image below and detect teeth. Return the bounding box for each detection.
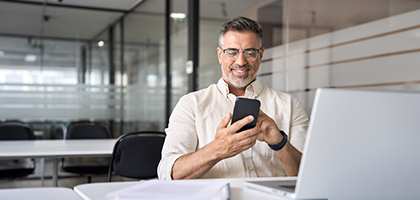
[236,70,245,73]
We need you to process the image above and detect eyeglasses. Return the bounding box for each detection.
[220,48,262,62]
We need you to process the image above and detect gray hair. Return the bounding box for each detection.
[218,16,263,48]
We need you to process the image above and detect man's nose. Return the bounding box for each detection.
[235,51,248,66]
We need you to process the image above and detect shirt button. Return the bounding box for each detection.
[248,166,254,171]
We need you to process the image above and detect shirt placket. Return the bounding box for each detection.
[242,148,257,177]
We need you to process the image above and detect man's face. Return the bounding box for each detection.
[217,31,264,89]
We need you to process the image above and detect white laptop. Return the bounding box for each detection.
[245,88,420,200]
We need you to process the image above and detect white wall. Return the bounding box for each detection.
[259,9,420,115]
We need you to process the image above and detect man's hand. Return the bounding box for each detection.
[256,110,283,145]
[209,112,260,160]
[256,110,302,176]
[171,112,259,179]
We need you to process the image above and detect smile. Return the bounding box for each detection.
[235,69,247,73]
[232,68,248,77]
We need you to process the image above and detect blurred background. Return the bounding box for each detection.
[0,0,419,186]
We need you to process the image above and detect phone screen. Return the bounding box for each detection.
[231,97,261,132]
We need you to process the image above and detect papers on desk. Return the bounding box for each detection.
[105,179,231,200]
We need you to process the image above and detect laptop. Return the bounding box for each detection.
[244,88,420,199]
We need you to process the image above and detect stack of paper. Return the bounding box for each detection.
[105,179,231,200]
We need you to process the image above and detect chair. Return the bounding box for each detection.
[0,121,36,180]
[108,131,166,182]
[60,121,111,183]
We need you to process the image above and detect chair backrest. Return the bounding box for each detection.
[108,131,166,182]
[65,122,110,139]
[0,121,35,140]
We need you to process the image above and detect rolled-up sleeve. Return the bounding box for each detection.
[158,94,198,180]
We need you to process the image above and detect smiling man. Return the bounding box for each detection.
[158,16,309,180]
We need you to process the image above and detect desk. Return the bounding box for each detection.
[0,139,116,186]
[74,177,297,200]
[0,187,83,200]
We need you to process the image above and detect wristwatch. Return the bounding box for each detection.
[268,130,288,151]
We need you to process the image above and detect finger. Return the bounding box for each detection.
[230,115,254,132]
[217,113,232,130]
[234,131,258,149]
[233,128,259,145]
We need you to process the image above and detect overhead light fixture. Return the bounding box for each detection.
[25,54,37,62]
[98,41,104,47]
[170,13,186,20]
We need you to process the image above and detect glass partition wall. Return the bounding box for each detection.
[0,1,167,138]
[199,0,420,116]
[1,0,420,137]
[123,0,166,133]
[1,0,420,188]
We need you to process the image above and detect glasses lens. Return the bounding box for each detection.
[244,49,258,61]
[224,49,238,61]
[223,48,260,61]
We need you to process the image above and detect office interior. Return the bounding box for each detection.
[1,0,420,188]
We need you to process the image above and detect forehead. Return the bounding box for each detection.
[222,31,259,49]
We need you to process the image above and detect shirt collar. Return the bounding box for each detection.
[216,78,263,99]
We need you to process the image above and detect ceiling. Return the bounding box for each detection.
[0,0,143,40]
[0,0,271,70]
[0,0,268,41]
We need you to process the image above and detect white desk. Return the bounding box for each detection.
[74,177,297,200]
[0,187,83,200]
[0,139,116,186]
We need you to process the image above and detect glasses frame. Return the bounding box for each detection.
[220,47,263,62]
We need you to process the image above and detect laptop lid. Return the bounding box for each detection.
[245,88,331,199]
[246,88,420,199]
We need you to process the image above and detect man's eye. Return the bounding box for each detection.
[226,51,237,56]
[245,50,257,56]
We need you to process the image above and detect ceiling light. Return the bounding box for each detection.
[98,41,104,47]
[170,13,186,20]
[25,54,37,62]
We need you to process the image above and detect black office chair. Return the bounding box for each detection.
[0,121,36,180]
[108,131,166,182]
[60,121,111,183]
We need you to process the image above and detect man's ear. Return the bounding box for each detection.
[217,47,222,64]
[259,47,265,60]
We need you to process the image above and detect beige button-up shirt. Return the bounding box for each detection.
[158,78,309,180]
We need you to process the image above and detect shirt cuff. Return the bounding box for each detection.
[158,153,183,180]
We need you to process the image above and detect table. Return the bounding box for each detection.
[0,139,116,186]
[74,177,298,200]
[0,187,83,200]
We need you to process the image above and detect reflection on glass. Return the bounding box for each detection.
[170,0,189,110]
[123,0,166,132]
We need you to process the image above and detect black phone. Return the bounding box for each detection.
[231,97,261,132]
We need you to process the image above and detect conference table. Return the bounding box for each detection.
[74,177,298,200]
[0,139,116,187]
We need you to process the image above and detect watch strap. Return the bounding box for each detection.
[268,130,288,151]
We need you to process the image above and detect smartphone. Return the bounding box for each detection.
[231,97,261,132]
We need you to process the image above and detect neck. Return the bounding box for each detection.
[228,85,246,97]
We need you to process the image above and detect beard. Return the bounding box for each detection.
[224,64,256,89]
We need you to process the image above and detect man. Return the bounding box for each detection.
[158,16,309,180]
